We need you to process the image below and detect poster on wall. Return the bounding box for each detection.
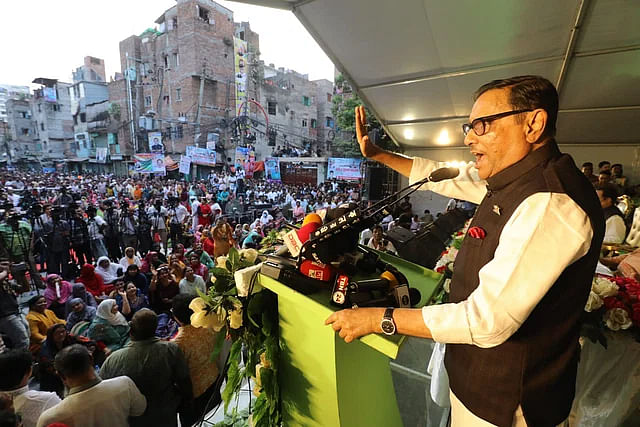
[186,146,217,167]
[148,132,164,153]
[43,87,57,103]
[95,147,108,164]
[133,153,164,173]
[265,157,281,181]
[179,156,192,175]
[327,158,363,181]
[233,36,248,113]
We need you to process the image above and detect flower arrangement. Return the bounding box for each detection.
[189,247,281,427]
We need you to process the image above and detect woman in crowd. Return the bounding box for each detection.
[124,264,149,295]
[188,242,215,269]
[202,229,216,257]
[64,283,97,317]
[87,299,130,353]
[367,225,398,254]
[76,263,108,298]
[65,297,97,332]
[212,219,234,257]
[149,264,179,314]
[38,323,102,396]
[95,256,123,285]
[26,295,65,354]
[43,274,73,320]
[189,254,209,283]
[179,266,207,296]
[140,251,162,275]
[115,282,149,321]
[119,246,142,269]
[172,243,187,264]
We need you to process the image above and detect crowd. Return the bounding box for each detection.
[0,169,368,427]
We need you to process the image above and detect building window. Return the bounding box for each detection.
[80,113,86,123]
[38,104,41,113]
[303,96,310,106]
[302,119,307,127]
[198,5,209,21]
[173,52,179,68]
[268,101,277,115]
[164,95,170,105]
[172,17,178,29]
[52,104,59,112]
[40,123,45,131]
[145,96,152,107]
[311,118,317,128]
[21,128,29,135]
[327,93,332,102]
[268,128,276,146]
[176,88,182,101]
[164,55,169,69]
[20,111,27,118]
[326,117,334,128]
[176,125,183,139]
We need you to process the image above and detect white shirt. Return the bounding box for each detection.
[1,386,60,427]
[36,376,146,427]
[179,275,206,296]
[604,215,626,244]
[146,206,168,230]
[410,156,593,348]
[119,255,142,269]
[88,215,106,240]
[170,204,189,224]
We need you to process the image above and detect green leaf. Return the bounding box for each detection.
[214,275,230,293]
[210,330,226,361]
[262,311,275,337]
[229,247,240,269]
[211,267,233,278]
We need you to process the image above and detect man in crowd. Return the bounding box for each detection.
[120,206,138,252]
[598,160,611,173]
[102,200,122,261]
[327,76,604,426]
[100,309,192,427]
[597,183,626,244]
[42,207,70,277]
[86,206,108,260]
[147,199,168,254]
[0,209,43,290]
[0,349,61,427]
[167,198,188,250]
[0,264,29,351]
[69,206,92,266]
[37,344,146,427]
[581,162,598,185]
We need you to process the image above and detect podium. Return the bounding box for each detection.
[258,251,443,426]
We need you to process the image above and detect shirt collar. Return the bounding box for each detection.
[129,337,160,346]
[486,140,560,192]
[1,385,29,398]
[68,376,101,396]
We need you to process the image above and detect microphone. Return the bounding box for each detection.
[427,167,460,183]
[347,270,401,293]
[283,215,322,257]
[299,259,335,282]
[352,285,421,308]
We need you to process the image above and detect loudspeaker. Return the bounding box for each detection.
[367,167,386,201]
[433,208,468,235]
[394,231,446,269]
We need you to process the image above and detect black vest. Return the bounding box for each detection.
[445,142,604,426]
[603,205,623,222]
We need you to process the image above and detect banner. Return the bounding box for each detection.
[96,147,108,164]
[148,132,164,153]
[265,157,281,181]
[206,132,219,151]
[179,156,192,175]
[234,37,248,113]
[133,153,164,173]
[327,158,363,181]
[186,146,216,167]
[43,87,57,103]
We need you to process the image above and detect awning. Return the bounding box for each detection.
[165,156,179,171]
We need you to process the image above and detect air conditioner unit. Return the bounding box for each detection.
[178,117,187,122]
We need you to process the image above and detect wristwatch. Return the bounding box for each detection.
[380,307,396,335]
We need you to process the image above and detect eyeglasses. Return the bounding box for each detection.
[462,109,533,136]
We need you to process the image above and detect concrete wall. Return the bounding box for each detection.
[399,143,640,218]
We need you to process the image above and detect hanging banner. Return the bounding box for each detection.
[327,157,364,181]
[206,132,219,151]
[43,87,57,103]
[133,153,164,173]
[96,147,108,164]
[265,157,281,181]
[149,131,164,153]
[233,36,248,113]
[234,146,255,164]
[179,156,192,175]
[186,146,216,167]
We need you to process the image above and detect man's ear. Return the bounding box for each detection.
[525,108,548,144]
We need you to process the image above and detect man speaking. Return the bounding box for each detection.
[326,76,604,426]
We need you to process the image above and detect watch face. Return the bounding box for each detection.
[381,319,395,335]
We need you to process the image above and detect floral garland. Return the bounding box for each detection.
[189,247,281,427]
[432,221,640,347]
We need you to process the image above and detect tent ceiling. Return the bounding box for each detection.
[231,0,640,148]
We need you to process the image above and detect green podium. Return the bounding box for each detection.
[258,251,442,426]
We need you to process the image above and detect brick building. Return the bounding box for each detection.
[0,84,31,123]
[5,98,37,166]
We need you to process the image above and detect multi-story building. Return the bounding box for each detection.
[5,98,38,167]
[72,56,107,83]
[0,84,31,123]
[31,78,75,165]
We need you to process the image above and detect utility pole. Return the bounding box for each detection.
[125,53,138,154]
[192,61,206,179]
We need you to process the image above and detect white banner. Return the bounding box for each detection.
[179,156,192,175]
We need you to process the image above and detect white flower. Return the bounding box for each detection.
[216,256,229,270]
[235,264,263,297]
[240,248,259,264]
[229,307,243,329]
[592,277,619,298]
[604,308,633,331]
[584,291,603,312]
[189,298,226,331]
[443,278,451,294]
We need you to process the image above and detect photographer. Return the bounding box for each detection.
[147,199,168,255]
[120,206,138,252]
[137,201,153,256]
[167,197,188,251]
[0,208,43,290]
[0,263,29,351]
[69,206,92,266]
[86,206,108,260]
[42,207,71,278]
[103,200,122,261]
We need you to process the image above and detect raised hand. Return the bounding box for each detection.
[355,106,381,158]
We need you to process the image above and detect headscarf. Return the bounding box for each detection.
[260,210,273,225]
[96,299,128,327]
[120,247,140,266]
[140,251,158,274]
[66,298,97,330]
[65,283,97,317]
[43,274,72,306]
[95,256,121,284]
[76,264,106,297]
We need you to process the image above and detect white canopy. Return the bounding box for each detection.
[231,0,640,149]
